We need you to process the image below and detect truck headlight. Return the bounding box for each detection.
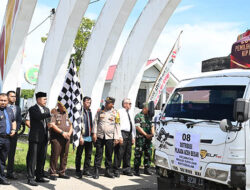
[155,155,169,169]
[205,168,228,182]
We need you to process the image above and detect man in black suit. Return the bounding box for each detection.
[6,91,22,180]
[26,92,51,186]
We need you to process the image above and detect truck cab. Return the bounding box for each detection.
[154,69,250,190]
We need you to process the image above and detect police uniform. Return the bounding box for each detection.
[134,108,153,175]
[0,107,15,183]
[49,109,71,177]
[93,97,120,179]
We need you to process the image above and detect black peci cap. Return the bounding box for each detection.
[36,92,47,99]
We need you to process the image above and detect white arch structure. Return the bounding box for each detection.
[35,0,89,108]
[2,0,37,92]
[79,0,137,115]
[108,0,181,110]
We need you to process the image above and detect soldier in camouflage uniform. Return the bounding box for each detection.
[134,102,155,176]
[92,97,120,179]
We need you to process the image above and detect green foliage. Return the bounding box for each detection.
[41,17,95,70]
[21,89,35,99]
[71,17,95,68]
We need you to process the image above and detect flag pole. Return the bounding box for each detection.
[147,30,183,103]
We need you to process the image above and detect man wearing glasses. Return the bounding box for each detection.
[113,98,135,177]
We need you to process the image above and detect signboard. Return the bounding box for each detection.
[230,35,250,69]
[174,132,200,170]
[25,65,39,85]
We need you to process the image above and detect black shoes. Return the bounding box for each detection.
[27,179,38,186]
[6,173,18,180]
[59,175,70,179]
[83,170,92,177]
[114,170,120,178]
[93,168,99,179]
[0,179,10,185]
[36,177,50,183]
[134,169,140,176]
[75,171,82,179]
[144,168,153,175]
[50,175,57,181]
[123,170,134,176]
[104,169,114,178]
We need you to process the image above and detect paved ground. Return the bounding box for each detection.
[3,169,157,190]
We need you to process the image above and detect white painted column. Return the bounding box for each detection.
[2,0,37,92]
[79,0,137,116]
[35,0,90,108]
[109,0,181,109]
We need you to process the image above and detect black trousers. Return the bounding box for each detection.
[26,141,47,179]
[75,141,92,173]
[7,134,18,175]
[113,131,132,172]
[94,138,114,169]
[0,137,10,181]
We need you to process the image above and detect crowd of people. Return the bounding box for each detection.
[0,91,155,187]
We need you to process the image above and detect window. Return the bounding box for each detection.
[164,86,246,121]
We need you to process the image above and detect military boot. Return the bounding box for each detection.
[134,167,140,176]
[144,167,153,175]
[93,168,99,179]
[104,168,114,178]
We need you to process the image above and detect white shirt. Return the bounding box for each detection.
[118,108,136,139]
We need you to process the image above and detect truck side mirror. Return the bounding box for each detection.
[148,101,155,120]
[233,98,249,123]
[220,119,233,132]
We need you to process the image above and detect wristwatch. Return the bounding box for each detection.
[60,130,64,135]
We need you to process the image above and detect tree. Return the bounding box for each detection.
[71,17,95,68]
[41,17,95,69]
[21,89,35,99]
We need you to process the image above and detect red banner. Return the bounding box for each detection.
[230,35,250,69]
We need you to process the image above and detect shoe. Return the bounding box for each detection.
[104,169,114,178]
[83,170,92,177]
[42,173,49,178]
[6,173,18,180]
[50,175,57,181]
[59,175,70,179]
[123,171,133,176]
[134,169,140,176]
[144,168,153,175]
[36,177,50,183]
[93,168,99,179]
[114,170,120,178]
[75,171,82,179]
[0,179,10,185]
[27,179,38,186]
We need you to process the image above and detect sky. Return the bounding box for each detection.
[0,0,249,89]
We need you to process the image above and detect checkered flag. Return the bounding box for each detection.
[58,59,83,148]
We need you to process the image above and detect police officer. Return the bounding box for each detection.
[49,102,72,180]
[6,91,22,180]
[134,102,155,176]
[0,93,16,185]
[92,97,120,179]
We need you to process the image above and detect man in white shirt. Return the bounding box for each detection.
[113,98,136,177]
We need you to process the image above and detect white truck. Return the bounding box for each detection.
[154,69,250,190]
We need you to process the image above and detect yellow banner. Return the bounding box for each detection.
[4,0,16,65]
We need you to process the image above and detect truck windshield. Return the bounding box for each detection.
[164,86,245,121]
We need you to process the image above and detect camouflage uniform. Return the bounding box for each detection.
[134,112,152,169]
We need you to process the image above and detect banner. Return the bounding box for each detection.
[148,31,182,106]
[230,35,250,69]
[0,0,21,79]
